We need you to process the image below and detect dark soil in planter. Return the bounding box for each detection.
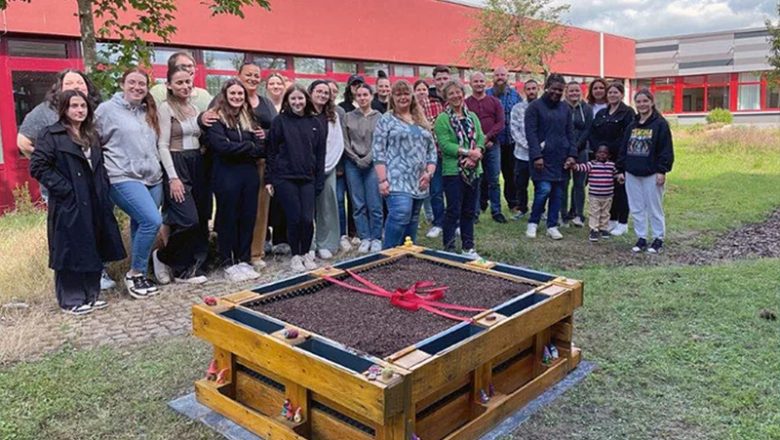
[251,257,536,358]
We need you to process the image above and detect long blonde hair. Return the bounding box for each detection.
[389,80,429,130]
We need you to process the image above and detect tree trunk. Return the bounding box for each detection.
[76,0,97,73]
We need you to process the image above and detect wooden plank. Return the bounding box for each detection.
[193,304,407,425]
[489,336,533,368]
[376,410,409,440]
[213,346,236,398]
[532,329,550,377]
[466,259,496,269]
[414,372,469,413]
[412,252,542,286]
[415,391,472,440]
[474,312,507,328]
[443,358,571,440]
[222,290,262,305]
[235,370,286,417]
[492,352,534,395]
[311,392,377,430]
[570,346,582,370]
[392,349,432,370]
[285,382,310,437]
[195,380,307,440]
[310,266,345,278]
[551,318,573,343]
[410,289,574,403]
[310,408,374,440]
[554,277,583,308]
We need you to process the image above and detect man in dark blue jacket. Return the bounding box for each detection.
[524,74,577,240]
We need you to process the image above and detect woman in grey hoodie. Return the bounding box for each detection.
[344,84,383,253]
[96,68,162,299]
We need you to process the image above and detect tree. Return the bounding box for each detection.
[0,0,270,92]
[767,1,780,83]
[465,0,570,75]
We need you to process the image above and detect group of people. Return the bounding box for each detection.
[21,52,674,316]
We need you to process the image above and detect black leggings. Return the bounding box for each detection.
[213,163,259,265]
[610,180,629,223]
[275,179,315,256]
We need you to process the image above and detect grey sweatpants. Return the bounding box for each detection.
[625,173,666,240]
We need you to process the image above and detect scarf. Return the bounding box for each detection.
[446,105,478,186]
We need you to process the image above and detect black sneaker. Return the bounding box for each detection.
[632,238,648,253]
[492,213,508,224]
[599,230,611,239]
[648,238,664,254]
[588,230,599,242]
[62,304,93,316]
[125,274,158,299]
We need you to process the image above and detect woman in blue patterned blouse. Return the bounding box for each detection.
[372,80,438,249]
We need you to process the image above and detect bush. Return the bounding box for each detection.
[706,108,733,124]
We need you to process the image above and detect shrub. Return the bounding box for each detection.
[706,108,733,124]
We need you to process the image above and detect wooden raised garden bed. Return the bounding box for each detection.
[192,243,583,440]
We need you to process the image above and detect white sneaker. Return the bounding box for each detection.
[318,249,333,260]
[526,223,538,238]
[455,227,461,237]
[426,226,442,238]
[100,270,116,290]
[302,252,318,270]
[358,239,371,254]
[370,239,382,253]
[610,223,628,236]
[238,262,261,280]
[152,250,171,285]
[290,255,306,273]
[461,248,480,260]
[607,220,617,232]
[175,275,208,285]
[571,217,584,228]
[62,304,93,316]
[252,258,267,271]
[547,227,563,240]
[225,265,245,283]
[339,235,352,252]
[350,236,361,246]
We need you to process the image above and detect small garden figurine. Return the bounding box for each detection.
[205,359,218,381]
[281,399,291,418]
[479,388,490,404]
[293,407,303,423]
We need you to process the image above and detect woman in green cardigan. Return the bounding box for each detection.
[433,80,485,259]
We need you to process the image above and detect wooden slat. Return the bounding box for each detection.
[221,290,262,305]
[195,380,307,440]
[414,372,469,413]
[392,349,432,370]
[492,353,534,395]
[193,304,407,425]
[551,318,573,343]
[285,381,310,436]
[532,329,550,377]
[415,392,472,440]
[412,252,542,285]
[213,346,236,398]
[310,408,374,440]
[489,336,533,368]
[235,371,286,417]
[554,277,583,308]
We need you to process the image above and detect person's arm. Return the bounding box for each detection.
[473,113,486,151]
[524,103,542,161]
[433,113,461,161]
[29,130,72,199]
[372,115,391,196]
[575,105,593,151]
[615,122,634,174]
[655,119,674,183]
[17,104,48,158]
[314,119,327,195]
[510,103,528,151]
[571,161,591,173]
[486,98,505,143]
[265,118,282,189]
[157,105,177,179]
[17,134,35,158]
[206,121,261,158]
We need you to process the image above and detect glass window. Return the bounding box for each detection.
[766,84,780,109]
[364,62,389,77]
[738,72,760,83]
[682,88,705,112]
[654,89,675,113]
[707,86,729,111]
[204,50,244,71]
[152,47,193,66]
[294,57,326,74]
[708,74,730,84]
[8,39,68,58]
[653,77,675,86]
[635,79,651,89]
[252,56,287,70]
[737,84,761,110]
[683,75,705,85]
[332,60,357,74]
[206,74,234,96]
[393,64,415,77]
[12,71,59,127]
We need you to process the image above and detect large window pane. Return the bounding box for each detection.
[204,50,244,70]
[738,72,760,82]
[8,39,68,58]
[152,47,192,66]
[364,62,389,77]
[393,64,415,77]
[682,88,705,112]
[767,84,780,109]
[655,90,675,113]
[12,71,59,127]
[737,84,761,110]
[294,57,325,74]
[418,66,434,78]
[635,79,651,89]
[708,73,730,84]
[252,56,287,70]
[206,74,234,96]
[332,60,357,74]
[707,86,729,111]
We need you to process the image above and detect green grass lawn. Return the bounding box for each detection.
[1,127,779,439]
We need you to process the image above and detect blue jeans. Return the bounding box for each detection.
[383,194,423,249]
[336,173,348,237]
[344,160,383,241]
[475,145,501,217]
[529,180,563,229]
[444,176,479,250]
[110,181,163,274]
[428,157,445,228]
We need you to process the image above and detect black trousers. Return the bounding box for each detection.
[159,151,210,277]
[514,158,531,214]
[610,180,630,223]
[56,270,101,309]
[275,179,315,256]
[501,142,518,209]
[213,163,259,266]
[269,195,288,245]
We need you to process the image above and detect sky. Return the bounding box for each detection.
[452,0,778,39]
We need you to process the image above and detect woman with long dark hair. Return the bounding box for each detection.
[266,85,327,272]
[97,68,163,299]
[590,81,635,236]
[203,79,265,282]
[151,65,210,285]
[31,90,125,314]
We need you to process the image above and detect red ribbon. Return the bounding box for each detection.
[321,270,485,322]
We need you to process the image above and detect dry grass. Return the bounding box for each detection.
[676,126,780,154]
[0,307,59,365]
[0,211,52,305]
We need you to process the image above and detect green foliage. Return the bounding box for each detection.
[766,1,780,83]
[465,0,570,73]
[705,107,733,124]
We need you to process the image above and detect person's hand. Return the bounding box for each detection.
[485,140,494,149]
[169,178,185,203]
[461,157,477,169]
[254,128,266,140]
[564,157,576,170]
[617,173,625,184]
[467,148,482,162]
[200,110,219,127]
[379,180,390,197]
[534,158,544,171]
[656,173,666,186]
[418,171,431,191]
[265,184,274,197]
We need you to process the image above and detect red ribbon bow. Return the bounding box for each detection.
[321,270,485,322]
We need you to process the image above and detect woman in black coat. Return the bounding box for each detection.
[29,90,125,315]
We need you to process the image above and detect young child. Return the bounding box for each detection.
[569,144,617,242]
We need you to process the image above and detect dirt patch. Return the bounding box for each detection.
[251,257,536,358]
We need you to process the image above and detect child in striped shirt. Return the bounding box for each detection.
[568,145,617,242]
